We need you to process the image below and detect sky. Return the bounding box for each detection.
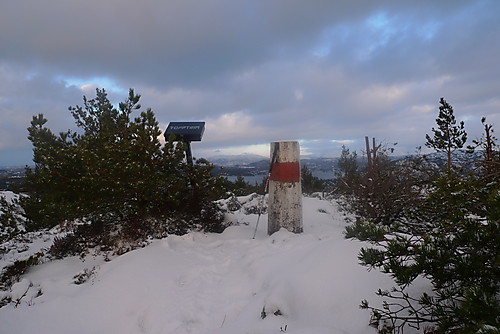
[1,0,499,166]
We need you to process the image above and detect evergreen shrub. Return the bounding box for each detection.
[22,89,227,256]
[350,108,500,333]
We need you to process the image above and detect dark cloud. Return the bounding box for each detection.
[1,0,499,165]
[1,0,472,86]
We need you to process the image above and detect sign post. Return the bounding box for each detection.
[164,122,205,165]
[267,141,303,235]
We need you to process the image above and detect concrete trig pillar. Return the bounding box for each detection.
[268,141,303,235]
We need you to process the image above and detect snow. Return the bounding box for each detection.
[0,195,399,334]
[1,191,18,203]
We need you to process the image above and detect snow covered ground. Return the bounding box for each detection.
[0,194,400,334]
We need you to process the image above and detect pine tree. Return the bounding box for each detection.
[425,98,467,171]
[301,165,323,194]
[22,88,226,240]
[467,117,500,180]
[334,145,359,196]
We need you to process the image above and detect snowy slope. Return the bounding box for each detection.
[0,196,398,334]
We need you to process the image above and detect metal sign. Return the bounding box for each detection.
[165,122,205,142]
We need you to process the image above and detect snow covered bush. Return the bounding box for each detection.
[73,267,97,285]
[0,193,25,243]
[0,254,42,291]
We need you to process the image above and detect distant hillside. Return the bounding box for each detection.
[0,167,25,191]
[210,150,486,180]
[417,150,484,171]
[210,156,341,180]
[206,153,267,167]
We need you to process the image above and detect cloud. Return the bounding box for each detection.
[1,0,499,165]
[203,111,268,146]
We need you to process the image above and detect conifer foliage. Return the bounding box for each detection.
[301,165,325,194]
[359,171,500,333]
[338,99,499,333]
[22,89,226,252]
[333,143,425,230]
[425,98,467,170]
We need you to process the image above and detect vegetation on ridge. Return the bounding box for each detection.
[336,98,499,333]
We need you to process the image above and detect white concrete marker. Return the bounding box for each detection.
[268,141,303,235]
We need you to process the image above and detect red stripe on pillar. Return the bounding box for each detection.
[270,162,300,182]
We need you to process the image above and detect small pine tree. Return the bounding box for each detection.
[301,165,324,194]
[425,98,467,171]
[22,88,226,246]
[467,117,500,180]
[334,145,359,196]
[231,176,252,196]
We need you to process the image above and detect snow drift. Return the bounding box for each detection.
[0,195,396,334]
